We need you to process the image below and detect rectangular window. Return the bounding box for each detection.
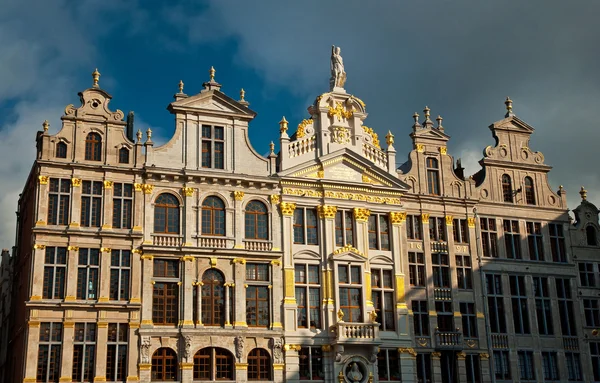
[377,349,401,382]
[295,264,321,329]
[372,268,395,331]
[112,183,133,229]
[293,208,319,245]
[81,180,103,227]
[43,247,67,299]
[503,220,521,259]
[153,259,179,278]
[481,218,499,258]
[407,214,422,240]
[453,218,469,243]
[456,254,473,290]
[517,351,535,381]
[106,323,128,382]
[585,299,600,327]
[579,263,596,287]
[590,342,600,381]
[493,350,511,380]
[429,217,446,241]
[465,355,481,383]
[533,276,553,335]
[416,354,432,383]
[565,352,583,381]
[526,222,544,261]
[412,300,429,336]
[542,352,559,381]
[460,302,477,338]
[152,282,179,325]
[77,248,100,300]
[334,210,354,247]
[549,223,567,262]
[339,265,362,322]
[246,263,270,327]
[110,250,131,301]
[431,253,450,288]
[48,178,70,225]
[408,252,425,287]
[72,323,96,382]
[510,275,530,334]
[557,278,577,336]
[435,301,454,331]
[486,274,506,333]
[298,347,324,381]
[368,214,391,250]
[37,323,62,382]
[201,125,225,169]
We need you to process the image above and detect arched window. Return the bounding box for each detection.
[587,226,598,246]
[85,133,102,161]
[202,197,225,236]
[56,142,67,158]
[151,348,177,381]
[193,347,234,381]
[202,269,225,326]
[248,348,271,381]
[426,158,440,195]
[502,174,513,203]
[154,194,180,234]
[119,147,130,164]
[245,201,268,240]
[524,177,535,205]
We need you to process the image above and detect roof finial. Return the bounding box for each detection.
[269,141,275,153]
[423,106,433,128]
[436,115,444,130]
[279,116,289,134]
[209,66,216,81]
[413,112,420,124]
[505,97,514,118]
[42,120,49,132]
[136,129,142,143]
[146,128,152,142]
[92,68,100,88]
[178,80,184,94]
[385,130,394,146]
[239,88,250,106]
[424,106,430,119]
[580,186,588,201]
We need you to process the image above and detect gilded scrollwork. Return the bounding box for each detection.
[317,205,338,219]
[389,212,407,225]
[279,202,296,216]
[353,208,371,222]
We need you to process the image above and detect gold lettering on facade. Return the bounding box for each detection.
[332,244,365,257]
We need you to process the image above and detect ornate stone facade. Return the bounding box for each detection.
[2,49,598,383]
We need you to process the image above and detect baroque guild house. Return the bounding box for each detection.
[2,48,600,383]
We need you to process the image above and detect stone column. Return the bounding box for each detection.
[102,180,114,230]
[23,321,41,381]
[280,202,296,330]
[132,182,144,233]
[273,363,285,382]
[94,322,108,380]
[98,248,111,303]
[233,191,245,249]
[127,323,140,381]
[233,260,248,328]
[130,249,142,304]
[36,175,49,225]
[64,246,79,301]
[180,362,193,383]
[353,207,371,321]
[182,187,195,247]
[181,256,194,328]
[235,363,248,383]
[224,283,232,327]
[271,260,283,330]
[140,255,154,327]
[196,282,203,327]
[70,177,82,228]
[141,184,154,244]
[318,205,337,329]
[60,322,75,380]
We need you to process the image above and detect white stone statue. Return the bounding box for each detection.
[330,45,347,90]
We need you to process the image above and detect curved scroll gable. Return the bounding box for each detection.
[63,88,124,122]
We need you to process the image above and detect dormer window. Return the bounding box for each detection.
[56,142,67,159]
[118,147,129,164]
[85,133,102,161]
[524,177,535,205]
[202,125,224,169]
[426,158,440,196]
[502,174,513,203]
[587,226,597,246]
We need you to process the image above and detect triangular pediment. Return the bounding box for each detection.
[278,149,410,191]
[490,115,535,134]
[329,245,367,261]
[168,90,256,119]
[412,127,450,140]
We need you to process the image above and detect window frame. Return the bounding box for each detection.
[428,216,446,242]
[452,218,469,244]
[153,193,181,234]
[118,147,130,164]
[493,350,511,380]
[56,141,67,158]
[480,217,499,258]
[334,209,355,247]
[85,132,102,161]
[246,263,271,328]
[406,214,422,240]
[245,200,269,240]
[460,302,478,339]
[295,263,321,329]
[486,274,506,333]
[338,264,363,323]
[524,176,535,205]
[431,253,450,288]
[76,248,100,300]
[201,125,225,169]
[367,214,391,251]
[456,254,473,290]
[43,247,67,300]
[201,196,226,236]
[556,278,577,336]
[502,174,513,203]
[408,252,425,287]
[509,275,530,335]
[112,183,133,229]
[517,350,536,381]
[371,268,395,331]
[503,220,521,259]
[426,157,440,196]
[549,223,567,263]
[72,322,97,382]
[152,259,180,326]
[541,351,559,381]
[412,300,429,336]
[247,348,271,381]
[526,222,544,261]
[48,178,71,225]
[37,323,63,383]
[298,346,324,381]
[106,323,128,382]
[294,207,319,245]
[193,347,234,381]
[151,347,178,381]
[377,349,401,382]
[201,269,226,327]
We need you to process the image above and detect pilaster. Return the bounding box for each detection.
[98,249,111,302]
[182,187,195,246]
[130,249,142,304]
[353,207,370,256]
[94,322,108,379]
[70,177,82,228]
[180,362,193,383]
[280,202,296,330]
[132,182,144,233]
[234,191,245,248]
[140,255,154,327]
[36,175,49,225]
[64,246,79,301]
[102,181,114,230]
[233,259,247,328]
[127,323,140,381]
[431,352,442,383]
[319,205,337,328]
[181,256,194,327]
[399,351,416,383]
[60,322,75,380]
[271,260,283,330]
[30,245,46,300]
[23,322,41,379]
[235,362,248,383]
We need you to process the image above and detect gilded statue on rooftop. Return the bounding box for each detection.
[330,45,346,90]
